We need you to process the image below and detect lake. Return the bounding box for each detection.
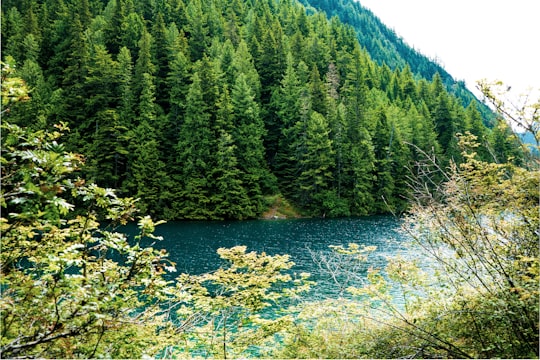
[150,215,413,301]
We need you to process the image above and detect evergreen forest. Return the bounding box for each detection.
[1,0,524,220]
[299,0,492,119]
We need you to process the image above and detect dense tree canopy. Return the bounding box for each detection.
[1,0,523,219]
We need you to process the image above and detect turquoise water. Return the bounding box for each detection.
[144,216,413,357]
[151,215,412,300]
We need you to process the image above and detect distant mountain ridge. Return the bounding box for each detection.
[299,0,494,122]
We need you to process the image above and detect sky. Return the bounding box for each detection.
[358,0,540,98]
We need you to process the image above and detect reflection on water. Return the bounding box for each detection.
[146,215,414,301]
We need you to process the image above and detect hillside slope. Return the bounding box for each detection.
[1,0,521,220]
[299,0,494,121]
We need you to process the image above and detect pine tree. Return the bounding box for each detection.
[465,102,490,161]
[341,47,370,141]
[324,101,351,216]
[388,126,411,211]
[84,44,119,122]
[124,72,169,215]
[169,0,187,28]
[432,91,456,155]
[387,69,401,102]
[121,12,146,56]
[293,111,335,215]
[231,73,273,213]
[289,31,306,64]
[223,0,242,45]
[400,65,418,103]
[173,72,214,219]
[21,33,40,64]
[305,32,331,77]
[151,12,170,111]
[210,130,252,219]
[195,55,222,121]
[125,120,169,216]
[378,64,393,93]
[371,107,395,212]
[117,46,135,128]
[134,28,156,98]
[165,48,190,159]
[408,102,440,161]
[138,72,158,124]
[3,7,26,63]
[373,105,411,212]
[270,53,303,181]
[340,54,377,215]
[232,74,264,164]
[77,0,93,28]
[232,39,262,101]
[82,45,126,187]
[347,127,375,215]
[309,64,328,116]
[60,14,90,135]
[85,109,129,189]
[185,0,209,61]
[256,21,286,105]
[106,0,127,54]
[490,121,524,165]
[220,40,236,87]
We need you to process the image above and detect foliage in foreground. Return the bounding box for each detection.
[1,62,306,359]
[274,82,539,359]
[169,246,310,359]
[0,125,305,358]
[0,119,305,358]
[0,120,177,358]
[275,133,539,358]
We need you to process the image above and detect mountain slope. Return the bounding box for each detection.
[1,0,521,220]
[299,0,494,121]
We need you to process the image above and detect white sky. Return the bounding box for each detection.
[358,0,540,98]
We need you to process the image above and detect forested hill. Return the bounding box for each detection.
[299,0,493,119]
[2,0,522,220]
